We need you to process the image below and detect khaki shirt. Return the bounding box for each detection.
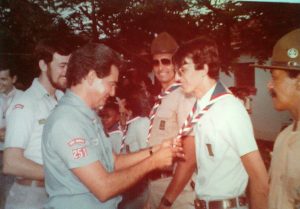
[148,87,195,146]
[269,121,300,209]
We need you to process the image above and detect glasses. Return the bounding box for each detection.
[152,58,172,67]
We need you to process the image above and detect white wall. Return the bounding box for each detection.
[220,57,291,141]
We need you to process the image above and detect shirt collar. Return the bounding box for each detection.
[0,86,17,99]
[31,78,64,100]
[197,83,217,110]
[61,90,98,122]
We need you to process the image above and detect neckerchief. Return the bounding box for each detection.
[146,83,181,144]
[175,81,231,140]
[120,116,141,152]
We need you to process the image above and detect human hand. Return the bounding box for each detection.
[153,143,184,169]
[0,128,5,142]
[161,138,182,149]
[157,203,171,209]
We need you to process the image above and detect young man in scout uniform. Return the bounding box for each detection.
[173,36,269,209]
[147,32,196,209]
[3,38,73,209]
[253,28,300,209]
[41,43,184,209]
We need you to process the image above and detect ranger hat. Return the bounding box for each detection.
[252,29,300,71]
[150,32,179,55]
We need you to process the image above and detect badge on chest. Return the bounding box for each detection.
[206,143,214,157]
[159,120,166,130]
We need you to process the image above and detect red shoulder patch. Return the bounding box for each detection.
[13,104,24,110]
[72,147,88,160]
[67,138,86,147]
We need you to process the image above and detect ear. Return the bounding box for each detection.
[86,70,97,85]
[202,64,209,77]
[39,60,47,72]
[12,75,17,84]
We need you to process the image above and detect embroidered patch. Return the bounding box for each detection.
[13,104,24,110]
[72,147,88,159]
[206,143,214,156]
[159,120,166,130]
[38,118,47,125]
[67,138,86,147]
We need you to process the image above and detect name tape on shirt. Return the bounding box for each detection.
[72,147,88,160]
[68,138,86,147]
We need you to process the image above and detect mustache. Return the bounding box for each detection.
[269,89,277,98]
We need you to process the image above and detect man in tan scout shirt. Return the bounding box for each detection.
[253,28,300,209]
[147,32,196,209]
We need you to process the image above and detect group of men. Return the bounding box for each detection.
[0,28,299,209]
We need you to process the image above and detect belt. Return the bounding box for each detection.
[148,170,173,181]
[16,178,45,188]
[194,196,248,209]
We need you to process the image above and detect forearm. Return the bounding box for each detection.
[3,148,44,180]
[114,145,159,170]
[160,136,196,206]
[241,150,269,209]
[74,154,157,202]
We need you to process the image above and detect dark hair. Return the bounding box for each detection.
[66,43,122,87]
[125,87,153,118]
[34,38,73,64]
[173,36,220,80]
[0,58,17,77]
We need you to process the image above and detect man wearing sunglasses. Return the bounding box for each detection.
[147,32,196,209]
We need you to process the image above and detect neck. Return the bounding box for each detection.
[194,78,217,99]
[161,79,176,91]
[38,73,56,97]
[4,86,14,95]
[70,84,93,109]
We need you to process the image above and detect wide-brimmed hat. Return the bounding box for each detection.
[252,28,300,71]
[150,32,178,55]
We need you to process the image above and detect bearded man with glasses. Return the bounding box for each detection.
[147,32,196,209]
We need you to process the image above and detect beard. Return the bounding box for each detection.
[47,70,67,91]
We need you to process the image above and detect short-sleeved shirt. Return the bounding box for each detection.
[42,90,121,209]
[0,87,23,150]
[194,83,258,200]
[125,116,149,152]
[0,87,23,128]
[268,122,300,209]
[148,86,195,146]
[107,123,123,154]
[4,78,62,164]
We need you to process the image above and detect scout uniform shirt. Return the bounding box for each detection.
[269,121,300,209]
[5,78,62,165]
[42,90,121,209]
[148,87,195,146]
[0,87,23,150]
[194,83,257,201]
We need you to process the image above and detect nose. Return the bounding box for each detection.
[109,86,116,97]
[267,80,273,90]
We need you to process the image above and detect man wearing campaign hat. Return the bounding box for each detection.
[253,28,300,209]
[147,32,196,209]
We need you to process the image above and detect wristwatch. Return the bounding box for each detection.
[161,196,173,207]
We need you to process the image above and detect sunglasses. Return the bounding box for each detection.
[152,58,172,67]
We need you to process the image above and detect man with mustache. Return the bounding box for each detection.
[3,38,73,209]
[41,43,184,209]
[253,28,300,209]
[147,32,196,209]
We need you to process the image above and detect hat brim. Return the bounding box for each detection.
[250,64,300,71]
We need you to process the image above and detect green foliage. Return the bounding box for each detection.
[1,0,300,85]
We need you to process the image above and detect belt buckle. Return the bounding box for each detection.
[221,199,232,208]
